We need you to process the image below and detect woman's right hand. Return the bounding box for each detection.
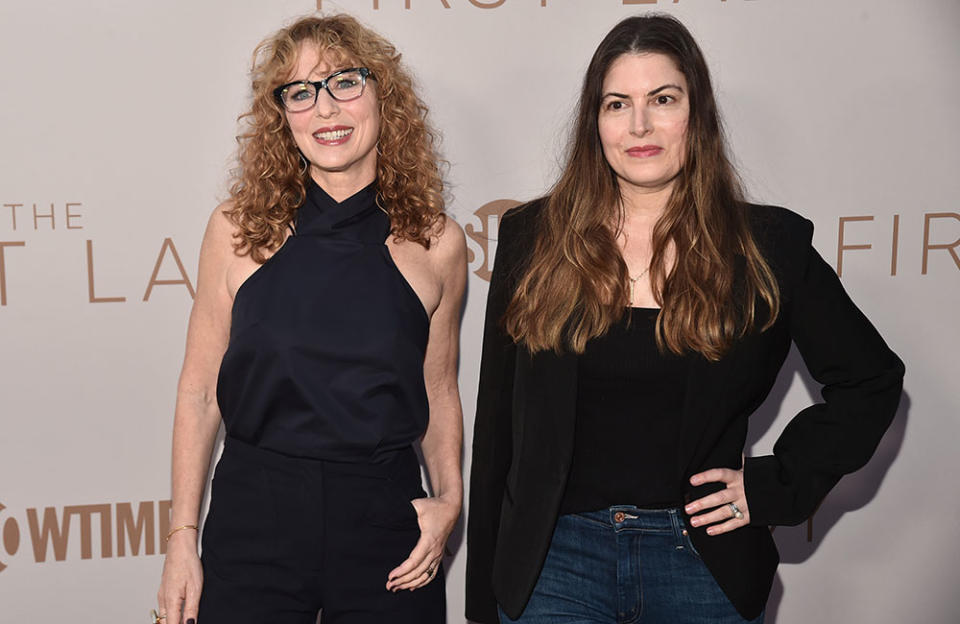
[157,532,203,624]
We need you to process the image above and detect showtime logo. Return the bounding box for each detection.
[465,200,519,282]
[0,500,171,573]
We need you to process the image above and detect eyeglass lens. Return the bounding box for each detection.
[280,70,366,112]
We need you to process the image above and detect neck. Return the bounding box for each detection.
[618,181,672,221]
[309,166,376,203]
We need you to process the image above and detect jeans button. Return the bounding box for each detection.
[613,511,625,523]
[682,529,689,536]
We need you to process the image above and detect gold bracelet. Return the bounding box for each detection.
[165,524,198,542]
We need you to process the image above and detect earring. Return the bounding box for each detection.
[298,153,309,175]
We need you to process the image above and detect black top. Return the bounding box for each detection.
[216,179,430,463]
[560,306,690,514]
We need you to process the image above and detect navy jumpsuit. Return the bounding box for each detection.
[197,179,444,623]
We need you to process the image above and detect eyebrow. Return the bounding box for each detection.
[602,84,685,99]
[648,84,684,96]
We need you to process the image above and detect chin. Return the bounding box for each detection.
[308,157,354,172]
[621,167,681,190]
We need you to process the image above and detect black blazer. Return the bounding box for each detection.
[465,200,904,623]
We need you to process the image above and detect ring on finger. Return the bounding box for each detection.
[727,502,744,520]
[150,610,167,623]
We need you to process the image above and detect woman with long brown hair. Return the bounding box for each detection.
[466,14,903,624]
[156,14,465,624]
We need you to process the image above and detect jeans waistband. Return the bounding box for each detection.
[572,505,688,534]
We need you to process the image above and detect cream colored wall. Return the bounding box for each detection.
[1,0,957,621]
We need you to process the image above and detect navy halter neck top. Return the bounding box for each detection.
[216,178,430,462]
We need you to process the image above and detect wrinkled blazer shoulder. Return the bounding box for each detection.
[486,198,547,298]
[744,203,816,292]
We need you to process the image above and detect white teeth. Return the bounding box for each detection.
[314,128,352,141]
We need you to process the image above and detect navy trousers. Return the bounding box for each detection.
[197,437,445,623]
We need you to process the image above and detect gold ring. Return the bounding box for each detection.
[151,609,167,623]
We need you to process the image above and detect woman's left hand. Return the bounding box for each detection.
[684,466,750,535]
[386,495,460,592]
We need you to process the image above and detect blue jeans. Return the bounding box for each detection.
[499,506,763,624]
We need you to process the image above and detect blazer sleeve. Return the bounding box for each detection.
[465,206,527,624]
[744,214,905,526]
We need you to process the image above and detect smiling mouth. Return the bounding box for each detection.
[313,128,353,142]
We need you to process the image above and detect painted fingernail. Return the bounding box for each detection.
[187,620,196,624]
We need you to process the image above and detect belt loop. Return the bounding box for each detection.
[668,508,682,539]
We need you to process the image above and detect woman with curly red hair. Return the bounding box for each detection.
[157,14,465,624]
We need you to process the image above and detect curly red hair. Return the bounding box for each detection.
[226,14,445,262]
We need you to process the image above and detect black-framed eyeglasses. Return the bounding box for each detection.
[273,67,374,112]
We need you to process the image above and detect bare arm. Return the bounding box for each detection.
[387,218,467,591]
[420,219,467,507]
[158,204,237,624]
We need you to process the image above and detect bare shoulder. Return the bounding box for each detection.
[197,201,248,301]
[387,215,466,317]
[423,216,466,328]
[427,215,467,279]
[201,201,240,255]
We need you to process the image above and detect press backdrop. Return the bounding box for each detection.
[1,1,958,622]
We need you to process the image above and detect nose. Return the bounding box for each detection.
[313,88,340,118]
[629,106,652,137]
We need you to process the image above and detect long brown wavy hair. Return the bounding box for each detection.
[226,14,445,262]
[505,14,779,361]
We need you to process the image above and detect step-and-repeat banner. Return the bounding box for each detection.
[1,1,957,621]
